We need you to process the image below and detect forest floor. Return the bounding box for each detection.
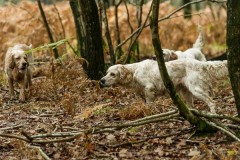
[0,58,239,160]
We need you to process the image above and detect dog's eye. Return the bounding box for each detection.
[110,73,116,77]
[15,57,20,60]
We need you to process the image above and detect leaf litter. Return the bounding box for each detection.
[0,1,238,159]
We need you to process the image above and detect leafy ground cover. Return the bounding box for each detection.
[0,58,239,159]
[0,1,236,159]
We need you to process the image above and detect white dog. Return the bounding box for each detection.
[4,44,33,101]
[100,59,228,113]
[163,30,206,62]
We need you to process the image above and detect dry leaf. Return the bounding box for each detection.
[188,149,201,157]
[106,134,116,143]
[154,147,164,156]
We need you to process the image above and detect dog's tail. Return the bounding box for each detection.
[193,26,204,50]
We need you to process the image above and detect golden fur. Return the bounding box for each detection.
[4,44,33,101]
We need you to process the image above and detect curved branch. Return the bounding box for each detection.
[201,118,240,142]
[191,109,240,124]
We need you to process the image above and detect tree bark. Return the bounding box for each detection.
[150,0,211,131]
[78,0,105,80]
[100,0,116,64]
[227,0,240,116]
[69,0,84,56]
[37,0,59,59]
[183,0,192,19]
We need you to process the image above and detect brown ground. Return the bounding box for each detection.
[0,58,238,160]
[0,1,238,160]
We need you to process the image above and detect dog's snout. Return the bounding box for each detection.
[100,79,106,84]
[22,62,27,66]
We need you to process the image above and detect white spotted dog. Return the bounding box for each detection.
[100,59,228,113]
[163,28,206,62]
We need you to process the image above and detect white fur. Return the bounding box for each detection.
[100,59,228,113]
[163,29,206,62]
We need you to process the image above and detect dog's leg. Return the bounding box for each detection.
[19,80,26,102]
[178,88,193,107]
[188,87,216,113]
[144,85,155,103]
[7,77,14,99]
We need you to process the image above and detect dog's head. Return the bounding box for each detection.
[7,44,33,73]
[9,50,28,73]
[100,64,133,87]
[162,49,178,61]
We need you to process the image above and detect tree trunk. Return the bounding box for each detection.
[100,0,116,64]
[227,0,240,116]
[78,0,105,80]
[150,0,212,131]
[37,0,59,59]
[69,0,83,56]
[183,0,192,19]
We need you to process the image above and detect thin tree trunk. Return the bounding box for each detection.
[114,0,123,60]
[227,0,240,116]
[78,0,105,80]
[183,0,192,19]
[150,0,211,131]
[69,0,84,56]
[100,0,116,64]
[37,0,59,59]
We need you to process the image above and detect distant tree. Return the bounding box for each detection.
[183,0,192,19]
[227,0,240,116]
[37,0,59,59]
[78,0,105,80]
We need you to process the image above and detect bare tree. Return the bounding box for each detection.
[37,0,59,59]
[78,0,105,80]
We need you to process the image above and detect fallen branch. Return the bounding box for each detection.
[98,112,179,129]
[29,145,51,160]
[190,109,240,124]
[201,118,240,142]
[0,133,30,142]
[0,124,25,131]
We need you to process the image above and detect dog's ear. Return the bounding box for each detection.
[170,52,178,60]
[119,66,133,84]
[9,54,15,69]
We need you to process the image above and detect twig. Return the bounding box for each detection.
[29,145,51,160]
[201,118,240,142]
[0,133,30,142]
[31,132,79,139]
[123,109,178,125]
[208,0,227,3]
[99,113,179,129]
[226,124,240,130]
[0,124,24,131]
[124,0,153,63]
[21,130,33,141]
[190,109,240,124]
